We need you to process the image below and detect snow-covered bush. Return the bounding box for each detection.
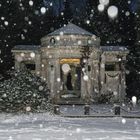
[94,93,120,104]
[94,93,112,104]
[0,70,53,113]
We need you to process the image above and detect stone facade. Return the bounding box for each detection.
[12,23,129,104]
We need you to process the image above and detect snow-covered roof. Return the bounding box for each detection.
[12,45,40,51]
[47,23,94,36]
[12,45,128,52]
[101,46,128,52]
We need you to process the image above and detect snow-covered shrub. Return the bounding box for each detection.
[94,93,112,104]
[94,93,120,104]
[95,93,128,104]
[0,70,53,113]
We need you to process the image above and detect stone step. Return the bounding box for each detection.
[57,98,85,105]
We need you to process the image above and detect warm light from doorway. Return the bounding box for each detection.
[60,59,80,64]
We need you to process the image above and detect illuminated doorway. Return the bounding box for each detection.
[60,59,81,98]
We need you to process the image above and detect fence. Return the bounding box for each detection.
[53,104,140,117]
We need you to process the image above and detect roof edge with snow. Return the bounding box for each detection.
[12,45,40,51]
[47,23,95,37]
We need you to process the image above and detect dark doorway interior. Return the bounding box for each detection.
[66,72,73,90]
[60,64,81,98]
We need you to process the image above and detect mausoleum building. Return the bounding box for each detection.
[12,23,129,104]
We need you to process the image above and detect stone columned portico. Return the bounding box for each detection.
[40,23,101,103]
[12,23,129,104]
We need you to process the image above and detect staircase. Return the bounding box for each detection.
[57,97,85,105]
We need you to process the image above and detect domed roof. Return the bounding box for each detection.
[47,23,94,36]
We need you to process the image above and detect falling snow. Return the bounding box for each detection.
[40,7,47,14]
[29,0,34,6]
[98,4,105,12]
[107,6,118,19]
[4,21,9,26]
[99,0,109,6]
[0,0,140,139]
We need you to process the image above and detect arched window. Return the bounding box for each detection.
[50,37,55,45]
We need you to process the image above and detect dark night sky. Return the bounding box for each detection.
[42,0,139,14]
[43,0,87,16]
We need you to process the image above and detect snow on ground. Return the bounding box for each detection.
[0,113,140,140]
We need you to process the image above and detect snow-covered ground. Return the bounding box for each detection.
[0,113,140,140]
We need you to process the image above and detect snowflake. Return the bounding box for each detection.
[50,2,53,6]
[28,21,32,25]
[20,53,25,57]
[8,136,13,140]
[21,34,25,40]
[60,31,64,36]
[29,0,34,6]
[132,96,137,105]
[83,75,89,81]
[121,118,126,124]
[77,40,82,45]
[113,91,118,96]
[40,7,46,14]
[61,12,64,16]
[26,106,31,112]
[98,4,105,12]
[76,128,81,133]
[1,17,5,20]
[99,0,109,6]
[4,21,8,26]
[41,64,45,68]
[57,78,61,82]
[107,6,118,19]
[62,64,71,73]
[125,11,130,16]
[39,86,44,91]
[86,20,90,24]
[56,36,60,41]
[30,52,35,58]
[39,124,43,128]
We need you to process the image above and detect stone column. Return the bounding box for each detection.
[15,60,21,70]
[41,59,47,80]
[93,61,100,96]
[87,58,93,99]
[35,53,41,75]
[47,59,55,96]
[46,57,60,103]
[81,71,85,99]
[100,53,106,95]
[54,59,61,102]
[120,62,126,101]
[81,58,91,103]
[55,59,61,91]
